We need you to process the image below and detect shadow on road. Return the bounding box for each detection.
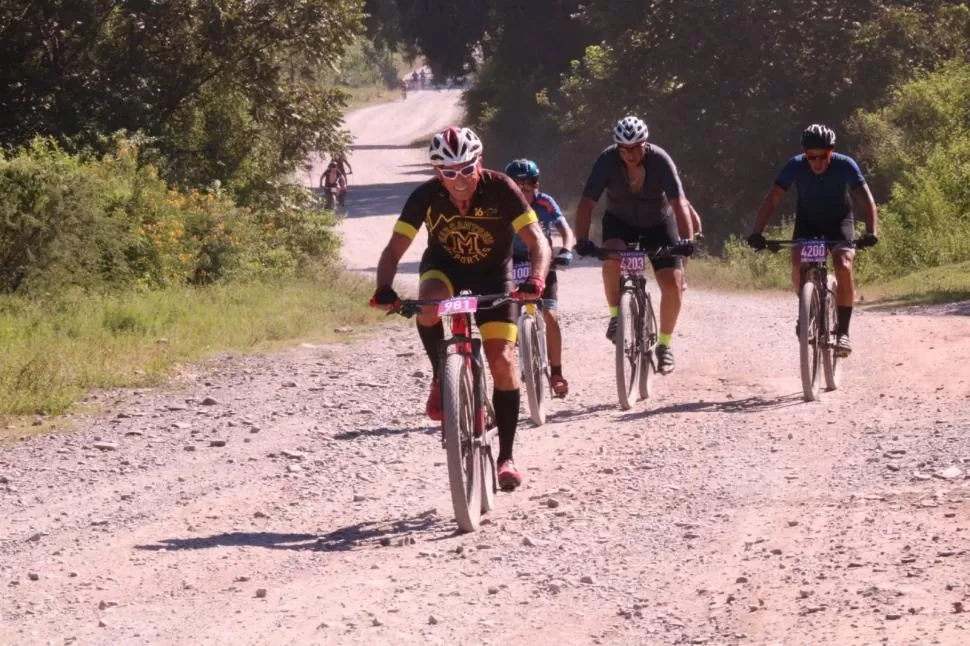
[134,511,446,553]
[619,393,805,420]
[351,143,423,151]
[862,296,970,316]
[333,424,437,441]
[342,181,422,218]
[545,403,619,423]
[357,260,423,275]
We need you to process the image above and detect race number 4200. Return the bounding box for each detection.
[437,296,478,316]
[800,242,827,263]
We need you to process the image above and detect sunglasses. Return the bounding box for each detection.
[439,161,478,180]
[805,152,832,162]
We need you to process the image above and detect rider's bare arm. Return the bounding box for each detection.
[669,197,694,240]
[376,232,412,289]
[852,184,879,236]
[689,203,703,235]
[574,196,597,241]
[752,184,786,233]
[555,218,576,250]
[517,221,552,279]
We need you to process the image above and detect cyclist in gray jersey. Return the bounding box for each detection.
[574,115,694,375]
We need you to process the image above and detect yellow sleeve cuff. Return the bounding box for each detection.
[512,209,538,233]
[394,220,419,240]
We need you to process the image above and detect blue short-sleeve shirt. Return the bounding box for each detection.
[774,152,867,222]
[513,191,566,257]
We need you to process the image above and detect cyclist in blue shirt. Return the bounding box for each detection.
[747,124,879,357]
[506,159,576,397]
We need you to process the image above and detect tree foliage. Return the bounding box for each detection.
[369,0,970,251]
[0,0,365,194]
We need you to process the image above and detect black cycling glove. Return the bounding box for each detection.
[574,239,597,257]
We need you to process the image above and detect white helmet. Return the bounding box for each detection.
[428,127,483,166]
[613,116,649,145]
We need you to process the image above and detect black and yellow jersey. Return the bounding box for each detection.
[394,169,538,269]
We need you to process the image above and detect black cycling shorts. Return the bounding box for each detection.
[419,251,518,343]
[602,212,683,271]
[793,217,855,243]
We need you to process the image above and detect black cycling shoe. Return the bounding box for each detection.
[834,334,852,358]
[656,344,675,375]
[606,316,618,343]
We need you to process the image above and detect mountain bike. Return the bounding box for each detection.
[762,238,873,401]
[592,242,692,410]
[512,255,570,426]
[388,292,515,532]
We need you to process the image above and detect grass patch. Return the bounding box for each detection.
[686,257,789,293]
[0,270,380,426]
[685,254,970,308]
[857,260,970,306]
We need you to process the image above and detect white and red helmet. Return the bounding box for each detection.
[428,126,483,166]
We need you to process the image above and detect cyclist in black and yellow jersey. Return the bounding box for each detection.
[371,127,551,490]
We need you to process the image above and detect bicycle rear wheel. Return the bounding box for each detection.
[822,274,842,391]
[798,281,822,402]
[639,293,657,400]
[518,315,546,426]
[615,291,640,410]
[441,353,483,532]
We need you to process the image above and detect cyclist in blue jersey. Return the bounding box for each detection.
[505,159,576,397]
[747,124,879,357]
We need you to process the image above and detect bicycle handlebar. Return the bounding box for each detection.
[585,241,694,261]
[761,238,876,253]
[386,293,517,318]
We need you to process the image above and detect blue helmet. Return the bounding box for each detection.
[504,158,540,181]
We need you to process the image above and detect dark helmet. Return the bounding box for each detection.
[504,158,540,181]
[801,124,836,149]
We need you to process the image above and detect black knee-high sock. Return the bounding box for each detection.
[837,306,853,336]
[417,320,444,377]
[493,388,519,463]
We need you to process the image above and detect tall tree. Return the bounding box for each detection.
[0,0,365,192]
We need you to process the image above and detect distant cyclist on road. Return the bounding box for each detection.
[746,124,879,357]
[371,127,551,491]
[505,158,576,397]
[320,161,347,206]
[573,115,695,375]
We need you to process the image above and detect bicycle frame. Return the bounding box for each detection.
[766,239,848,351]
[437,310,491,437]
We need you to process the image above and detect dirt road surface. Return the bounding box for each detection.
[3,90,970,646]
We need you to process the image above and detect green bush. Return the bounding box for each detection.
[722,220,796,290]
[0,138,340,295]
[329,39,401,88]
[850,58,970,280]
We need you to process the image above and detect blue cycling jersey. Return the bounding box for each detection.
[774,152,866,222]
[513,191,566,257]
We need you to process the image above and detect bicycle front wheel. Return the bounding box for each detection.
[822,274,842,391]
[441,353,483,532]
[639,293,658,400]
[798,280,822,402]
[518,315,546,426]
[615,291,640,410]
